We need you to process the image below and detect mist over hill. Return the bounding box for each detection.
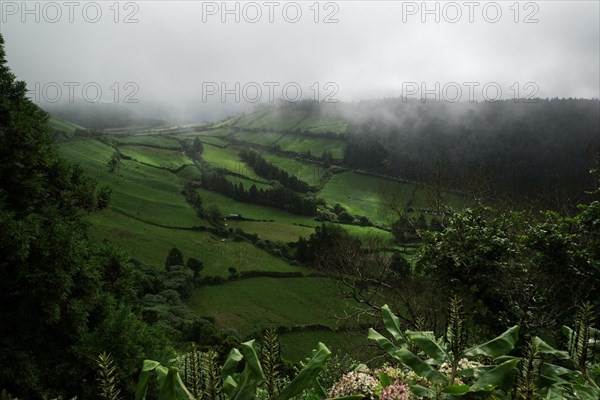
[221,98,600,204]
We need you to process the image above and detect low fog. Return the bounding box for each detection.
[2,0,599,122]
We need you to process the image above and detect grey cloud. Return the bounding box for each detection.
[2,0,598,121]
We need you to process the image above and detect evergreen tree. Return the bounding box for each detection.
[187,257,204,278]
[0,34,167,398]
[165,246,185,271]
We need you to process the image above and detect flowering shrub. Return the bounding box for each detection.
[328,371,380,399]
[437,358,478,385]
[379,381,410,400]
[327,367,429,400]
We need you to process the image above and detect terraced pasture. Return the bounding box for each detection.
[86,210,305,276]
[196,188,319,226]
[114,134,181,149]
[276,134,346,160]
[187,277,351,335]
[261,153,329,186]
[119,145,192,169]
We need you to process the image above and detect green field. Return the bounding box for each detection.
[199,128,234,137]
[225,174,272,190]
[196,188,319,226]
[188,277,354,336]
[262,153,328,186]
[279,330,370,363]
[342,225,394,245]
[86,210,306,276]
[229,109,311,132]
[200,144,265,181]
[276,134,346,160]
[52,105,472,362]
[114,134,182,149]
[318,172,414,225]
[198,136,230,147]
[58,139,202,228]
[226,221,316,243]
[294,117,348,134]
[176,164,201,180]
[233,130,285,146]
[119,145,193,170]
[48,115,86,135]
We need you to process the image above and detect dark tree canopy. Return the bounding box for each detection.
[165,246,185,271]
[0,34,167,398]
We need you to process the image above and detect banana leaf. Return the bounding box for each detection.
[464,326,519,359]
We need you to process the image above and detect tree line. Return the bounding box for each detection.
[200,172,317,216]
[239,149,311,193]
[340,98,599,205]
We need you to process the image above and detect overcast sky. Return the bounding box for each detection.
[1,1,599,119]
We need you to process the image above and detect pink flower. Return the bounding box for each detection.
[379,381,410,400]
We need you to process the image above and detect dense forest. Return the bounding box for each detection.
[264,99,599,208]
[343,99,599,196]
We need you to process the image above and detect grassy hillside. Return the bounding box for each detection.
[55,103,465,362]
[188,277,357,335]
[262,152,329,186]
[119,145,193,170]
[113,134,182,149]
[48,115,86,135]
[201,144,265,182]
[196,188,319,226]
[58,139,202,228]
[317,172,407,225]
[226,220,316,243]
[275,134,346,160]
[224,106,348,135]
[87,210,305,277]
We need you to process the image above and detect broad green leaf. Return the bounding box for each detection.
[381,304,406,344]
[378,371,392,388]
[222,348,243,398]
[539,373,571,388]
[562,326,575,345]
[464,326,519,359]
[442,384,470,396]
[239,340,264,386]
[468,358,519,393]
[352,363,369,372]
[135,361,192,400]
[230,367,260,400]
[135,360,168,400]
[155,365,169,390]
[223,375,238,398]
[540,384,567,399]
[406,330,449,363]
[572,384,600,400]
[221,341,264,400]
[140,359,162,372]
[409,384,434,398]
[494,355,518,363]
[222,348,243,381]
[368,328,401,358]
[457,367,477,380]
[157,367,195,400]
[313,380,328,399]
[396,347,447,385]
[534,337,570,359]
[540,362,574,377]
[275,342,331,400]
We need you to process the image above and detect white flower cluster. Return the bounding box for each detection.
[438,358,477,385]
[328,371,380,399]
